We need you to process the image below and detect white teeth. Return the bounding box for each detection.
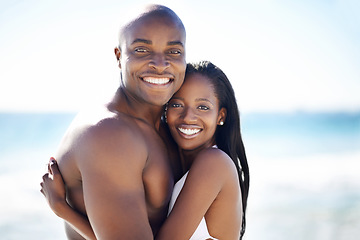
[178,128,200,135]
[143,77,170,85]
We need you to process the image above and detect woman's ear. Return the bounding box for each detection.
[114,47,121,68]
[217,107,227,126]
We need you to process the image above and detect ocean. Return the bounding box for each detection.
[0,111,359,240]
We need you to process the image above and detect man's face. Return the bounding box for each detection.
[118,14,186,107]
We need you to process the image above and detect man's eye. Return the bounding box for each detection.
[135,48,148,53]
[168,49,181,55]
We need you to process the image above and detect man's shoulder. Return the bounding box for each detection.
[57,106,150,181]
[60,106,147,158]
[70,106,143,138]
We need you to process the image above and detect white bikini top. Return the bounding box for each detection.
[168,171,218,240]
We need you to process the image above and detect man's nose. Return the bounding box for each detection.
[149,53,170,72]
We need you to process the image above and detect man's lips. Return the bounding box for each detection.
[142,77,172,85]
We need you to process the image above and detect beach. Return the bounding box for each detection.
[0,111,359,239]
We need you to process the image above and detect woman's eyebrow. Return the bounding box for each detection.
[196,98,214,105]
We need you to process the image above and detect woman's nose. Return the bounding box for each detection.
[181,107,197,123]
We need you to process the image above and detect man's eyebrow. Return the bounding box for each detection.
[168,41,184,47]
[131,38,152,45]
[130,39,183,47]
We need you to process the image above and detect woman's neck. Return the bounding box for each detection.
[179,142,216,173]
[179,149,198,172]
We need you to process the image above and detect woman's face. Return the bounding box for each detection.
[166,73,226,151]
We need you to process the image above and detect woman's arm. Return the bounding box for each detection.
[156,149,238,240]
[40,158,96,240]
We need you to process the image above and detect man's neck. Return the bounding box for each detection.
[108,87,164,130]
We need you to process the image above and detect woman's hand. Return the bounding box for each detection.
[40,158,97,240]
[40,157,68,217]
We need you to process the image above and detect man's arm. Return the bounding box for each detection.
[77,120,153,240]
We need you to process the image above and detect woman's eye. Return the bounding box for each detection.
[198,105,209,110]
[170,103,182,108]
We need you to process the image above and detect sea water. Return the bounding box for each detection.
[241,112,360,240]
[0,112,359,240]
[0,113,75,240]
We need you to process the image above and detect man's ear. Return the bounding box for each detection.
[217,107,227,126]
[114,47,121,68]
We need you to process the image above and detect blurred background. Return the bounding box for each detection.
[0,0,359,239]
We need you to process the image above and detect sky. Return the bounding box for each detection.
[0,0,359,113]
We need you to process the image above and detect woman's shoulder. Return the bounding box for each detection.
[191,147,236,177]
[196,147,231,163]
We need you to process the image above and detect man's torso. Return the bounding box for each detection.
[56,107,174,239]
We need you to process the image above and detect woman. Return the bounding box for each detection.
[41,61,250,240]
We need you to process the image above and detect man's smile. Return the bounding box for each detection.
[142,77,172,85]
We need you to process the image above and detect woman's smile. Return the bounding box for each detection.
[177,125,202,139]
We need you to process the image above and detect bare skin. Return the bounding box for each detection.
[41,5,186,239]
[42,72,243,240]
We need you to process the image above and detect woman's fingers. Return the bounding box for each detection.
[42,172,49,181]
[40,178,46,196]
[49,159,60,177]
[47,157,56,173]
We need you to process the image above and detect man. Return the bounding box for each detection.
[46,5,186,239]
